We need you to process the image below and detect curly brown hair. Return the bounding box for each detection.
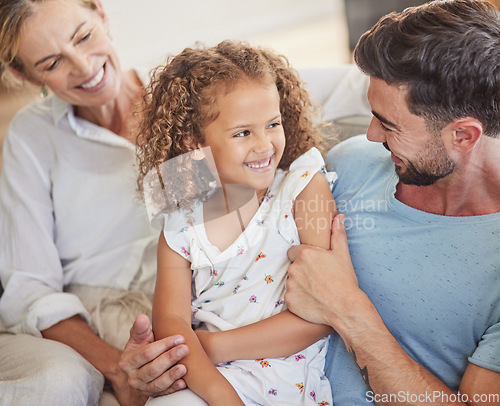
[137,40,324,212]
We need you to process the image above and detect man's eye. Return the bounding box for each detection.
[380,122,392,132]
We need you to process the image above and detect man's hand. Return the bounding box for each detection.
[119,314,189,397]
[285,214,361,328]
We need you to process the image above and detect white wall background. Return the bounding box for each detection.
[101,0,350,70]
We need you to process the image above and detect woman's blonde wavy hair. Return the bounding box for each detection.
[137,40,325,212]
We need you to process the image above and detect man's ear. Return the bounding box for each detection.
[450,118,483,152]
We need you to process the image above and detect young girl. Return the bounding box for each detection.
[137,40,337,406]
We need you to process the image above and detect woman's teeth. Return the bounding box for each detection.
[81,67,104,89]
[246,157,271,169]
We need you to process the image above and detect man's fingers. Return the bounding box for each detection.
[287,244,305,262]
[330,214,347,252]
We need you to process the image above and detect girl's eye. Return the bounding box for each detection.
[267,122,281,129]
[234,130,250,138]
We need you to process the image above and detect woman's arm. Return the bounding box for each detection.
[42,316,147,406]
[154,234,243,405]
[199,173,336,363]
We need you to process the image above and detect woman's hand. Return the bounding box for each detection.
[119,314,189,397]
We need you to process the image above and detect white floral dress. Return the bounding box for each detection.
[151,148,336,406]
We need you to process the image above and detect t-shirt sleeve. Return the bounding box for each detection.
[469,321,500,372]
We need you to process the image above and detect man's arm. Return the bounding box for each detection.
[285,214,500,406]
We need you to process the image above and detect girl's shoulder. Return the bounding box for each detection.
[278,147,337,194]
[265,148,336,213]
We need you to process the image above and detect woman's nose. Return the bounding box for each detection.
[70,51,93,77]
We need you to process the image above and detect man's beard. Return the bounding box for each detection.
[383,141,456,186]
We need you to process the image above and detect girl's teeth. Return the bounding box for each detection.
[247,158,271,169]
[81,67,104,89]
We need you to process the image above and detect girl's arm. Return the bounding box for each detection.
[154,234,243,405]
[198,173,336,364]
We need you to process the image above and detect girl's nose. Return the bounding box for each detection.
[252,132,273,154]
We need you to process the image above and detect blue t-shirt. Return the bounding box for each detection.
[324,135,500,405]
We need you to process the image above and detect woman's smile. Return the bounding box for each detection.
[78,64,106,90]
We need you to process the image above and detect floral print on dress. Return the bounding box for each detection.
[180,247,190,257]
[257,359,271,368]
[161,148,333,405]
[264,191,275,202]
[255,252,266,261]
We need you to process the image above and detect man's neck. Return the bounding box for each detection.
[395,137,500,216]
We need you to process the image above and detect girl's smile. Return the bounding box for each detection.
[244,155,274,170]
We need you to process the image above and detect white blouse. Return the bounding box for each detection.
[0,95,158,336]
